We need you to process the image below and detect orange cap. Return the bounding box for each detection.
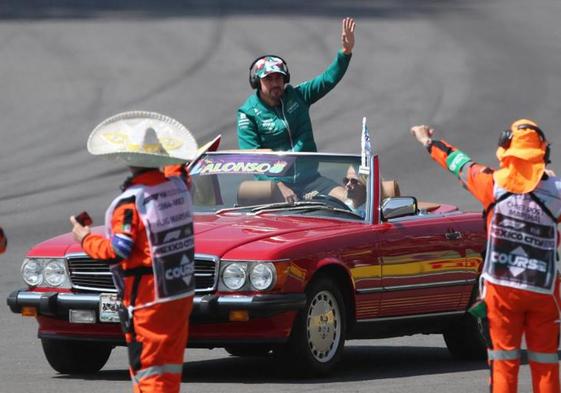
[493,119,547,193]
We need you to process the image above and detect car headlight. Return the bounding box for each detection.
[250,263,275,290]
[44,260,67,287]
[222,263,247,290]
[21,259,43,286]
[21,258,70,288]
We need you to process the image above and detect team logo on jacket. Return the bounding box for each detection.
[260,119,276,131]
[286,101,299,114]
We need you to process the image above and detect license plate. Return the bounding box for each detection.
[99,293,121,323]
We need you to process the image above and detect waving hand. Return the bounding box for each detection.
[341,17,356,55]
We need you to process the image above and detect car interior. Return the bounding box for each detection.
[190,153,445,218]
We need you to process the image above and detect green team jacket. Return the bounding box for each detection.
[237,50,352,152]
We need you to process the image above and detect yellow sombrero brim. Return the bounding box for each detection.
[87,111,198,168]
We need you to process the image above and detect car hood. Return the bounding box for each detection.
[27,214,346,258]
[193,214,346,256]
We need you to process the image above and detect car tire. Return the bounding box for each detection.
[281,276,346,376]
[443,313,487,361]
[224,345,272,357]
[41,339,112,374]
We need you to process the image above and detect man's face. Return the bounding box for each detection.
[344,166,366,201]
[259,73,285,102]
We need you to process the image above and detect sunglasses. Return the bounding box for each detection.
[343,177,361,186]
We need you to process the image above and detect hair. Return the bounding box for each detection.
[348,164,367,185]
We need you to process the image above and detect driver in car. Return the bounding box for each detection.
[237,17,356,204]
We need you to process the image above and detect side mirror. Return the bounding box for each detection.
[381,197,418,220]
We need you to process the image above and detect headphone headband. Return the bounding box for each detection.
[517,124,546,142]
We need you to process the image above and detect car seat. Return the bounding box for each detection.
[381,180,400,200]
[237,180,285,206]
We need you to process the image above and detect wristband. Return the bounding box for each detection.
[446,150,471,177]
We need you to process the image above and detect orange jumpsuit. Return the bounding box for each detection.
[0,226,6,254]
[83,168,194,393]
[428,139,561,393]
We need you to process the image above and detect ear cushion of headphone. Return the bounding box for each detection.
[544,144,551,164]
[498,129,512,149]
[249,70,258,89]
[249,60,260,89]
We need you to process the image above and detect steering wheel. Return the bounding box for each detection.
[308,194,352,211]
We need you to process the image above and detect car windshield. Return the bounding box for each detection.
[190,152,365,220]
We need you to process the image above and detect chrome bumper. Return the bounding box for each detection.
[7,289,306,320]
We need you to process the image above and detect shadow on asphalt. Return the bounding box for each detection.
[181,345,489,383]
[56,345,493,384]
[0,0,473,20]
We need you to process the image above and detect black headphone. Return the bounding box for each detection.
[498,123,551,164]
[248,54,290,89]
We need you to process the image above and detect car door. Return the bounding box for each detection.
[378,215,470,317]
[344,228,383,320]
[445,212,486,309]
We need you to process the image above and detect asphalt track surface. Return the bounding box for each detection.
[1,1,561,392]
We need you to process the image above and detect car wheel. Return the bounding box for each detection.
[282,276,346,376]
[224,345,272,357]
[41,339,112,374]
[443,313,487,361]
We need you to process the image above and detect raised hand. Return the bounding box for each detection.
[410,125,435,147]
[70,215,91,243]
[341,17,356,55]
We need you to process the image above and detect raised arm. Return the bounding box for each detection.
[297,18,355,105]
[410,125,495,209]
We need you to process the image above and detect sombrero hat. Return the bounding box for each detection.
[87,111,198,168]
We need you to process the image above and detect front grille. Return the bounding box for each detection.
[66,254,218,294]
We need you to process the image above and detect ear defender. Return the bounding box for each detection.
[248,55,290,89]
[498,129,513,149]
[544,143,551,164]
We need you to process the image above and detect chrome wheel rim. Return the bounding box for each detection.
[306,290,341,363]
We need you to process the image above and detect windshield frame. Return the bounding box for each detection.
[190,151,369,222]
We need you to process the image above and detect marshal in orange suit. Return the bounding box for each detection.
[71,111,198,393]
[411,119,561,393]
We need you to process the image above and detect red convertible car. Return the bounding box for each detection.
[7,150,487,376]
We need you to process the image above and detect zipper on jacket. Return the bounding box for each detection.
[280,99,294,151]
